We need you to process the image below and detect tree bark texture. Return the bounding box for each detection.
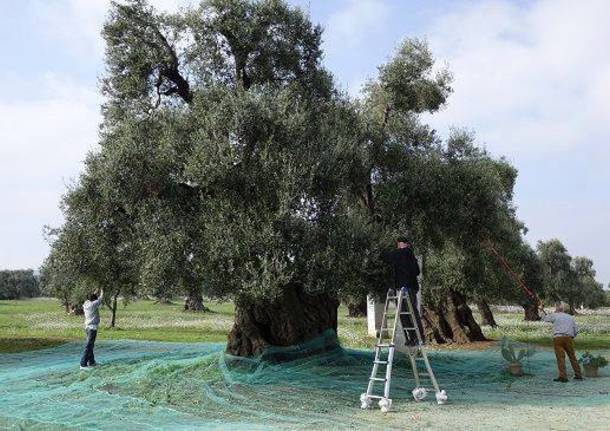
[422,290,487,344]
[226,286,339,357]
[110,294,118,328]
[69,303,84,315]
[184,291,206,312]
[523,301,540,321]
[346,296,367,317]
[476,300,498,327]
[568,301,577,315]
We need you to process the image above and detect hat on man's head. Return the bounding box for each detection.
[396,235,412,244]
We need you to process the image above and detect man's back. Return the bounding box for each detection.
[382,247,420,291]
[543,312,578,337]
[83,298,102,330]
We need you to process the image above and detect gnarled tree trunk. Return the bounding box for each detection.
[422,290,487,344]
[523,301,540,321]
[69,303,83,315]
[422,306,452,343]
[568,301,577,315]
[110,293,118,328]
[226,286,339,357]
[477,300,498,327]
[346,296,367,317]
[184,291,206,312]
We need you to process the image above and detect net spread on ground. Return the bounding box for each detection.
[1,332,609,430]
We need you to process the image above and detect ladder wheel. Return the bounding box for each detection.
[378,398,392,413]
[435,390,448,405]
[412,387,427,401]
[359,393,372,409]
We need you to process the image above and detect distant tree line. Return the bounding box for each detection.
[0,270,41,300]
[537,239,607,313]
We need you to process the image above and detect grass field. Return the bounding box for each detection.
[1,298,609,353]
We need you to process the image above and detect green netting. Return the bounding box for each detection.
[1,332,609,430]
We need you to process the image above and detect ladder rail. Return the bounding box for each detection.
[408,353,420,387]
[401,288,422,345]
[391,289,402,342]
[366,289,397,400]
[366,347,382,396]
[421,352,441,393]
[402,289,442,393]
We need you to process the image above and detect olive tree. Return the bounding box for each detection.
[46,0,535,353]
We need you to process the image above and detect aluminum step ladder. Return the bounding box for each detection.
[360,288,447,412]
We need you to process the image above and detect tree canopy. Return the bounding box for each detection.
[43,0,605,354]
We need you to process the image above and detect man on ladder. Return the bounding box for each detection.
[360,236,447,412]
[381,236,423,345]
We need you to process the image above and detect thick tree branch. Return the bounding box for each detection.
[125,5,193,104]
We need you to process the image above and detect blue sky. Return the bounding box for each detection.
[1,0,609,286]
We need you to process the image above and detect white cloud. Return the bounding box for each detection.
[30,0,109,56]
[30,0,194,57]
[0,75,100,268]
[323,0,391,95]
[424,0,610,158]
[324,0,391,49]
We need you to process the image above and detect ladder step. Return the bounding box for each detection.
[367,395,385,399]
[369,377,386,381]
[399,312,412,315]
[376,343,394,347]
[373,360,388,364]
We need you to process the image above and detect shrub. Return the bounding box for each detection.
[500,337,535,364]
[579,352,608,368]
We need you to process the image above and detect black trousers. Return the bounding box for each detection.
[80,329,97,367]
[398,287,424,345]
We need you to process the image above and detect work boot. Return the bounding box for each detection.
[573,376,583,380]
[553,377,568,383]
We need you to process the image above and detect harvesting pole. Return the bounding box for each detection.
[483,239,547,316]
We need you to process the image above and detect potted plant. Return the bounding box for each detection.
[501,337,535,376]
[579,352,608,377]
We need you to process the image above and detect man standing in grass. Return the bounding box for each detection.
[80,289,103,370]
[540,302,583,382]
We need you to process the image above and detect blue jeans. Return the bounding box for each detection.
[80,329,97,367]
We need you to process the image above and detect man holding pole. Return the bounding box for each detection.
[80,289,103,370]
[539,302,583,382]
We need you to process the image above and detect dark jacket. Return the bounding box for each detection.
[381,247,421,291]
